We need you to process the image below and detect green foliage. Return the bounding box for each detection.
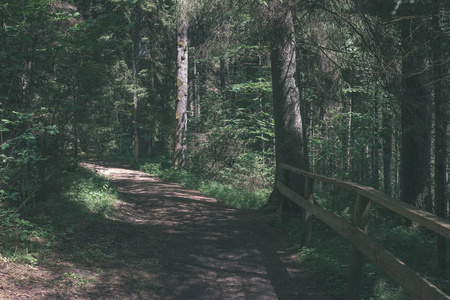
[0,165,118,263]
[220,152,274,190]
[199,181,269,209]
[0,107,60,206]
[0,208,41,263]
[47,167,118,227]
[281,218,350,299]
[370,279,405,300]
[64,174,116,214]
[188,130,274,192]
[188,82,275,191]
[229,79,272,94]
[139,156,269,210]
[370,222,437,273]
[309,86,393,189]
[275,205,450,299]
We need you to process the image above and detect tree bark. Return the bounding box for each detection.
[371,96,380,190]
[173,0,189,168]
[193,59,201,118]
[399,1,432,212]
[220,57,228,101]
[432,0,447,274]
[132,5,143,165]
[266,2,308,215]
[382,104,392,196]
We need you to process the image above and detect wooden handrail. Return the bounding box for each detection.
[280,164,450,239]
[277,163,450,300]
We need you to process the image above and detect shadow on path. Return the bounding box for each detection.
[60,160,331,300]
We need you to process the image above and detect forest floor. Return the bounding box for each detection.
[0,160,333,299]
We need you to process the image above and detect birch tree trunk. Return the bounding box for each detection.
[173,0,189,168]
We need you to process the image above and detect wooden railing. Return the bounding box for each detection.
[277,163,450,300]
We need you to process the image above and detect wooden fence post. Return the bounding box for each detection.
[301,177,314,247]
[346,194,371,300]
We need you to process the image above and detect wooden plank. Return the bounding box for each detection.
[276,181,450,300]
[280,164,450,239]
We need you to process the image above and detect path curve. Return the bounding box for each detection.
[83,160,330,300]
[1,160,331,299]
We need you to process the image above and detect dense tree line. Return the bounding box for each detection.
[1,0,449,272]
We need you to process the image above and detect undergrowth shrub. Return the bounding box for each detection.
[139,156,269,210]
[0,165,118,263]
[42,167,117,229]
[276,203,450,300]
[0,208,44,264]
[0,108,60,210]
[63,169,117,215]
[188,128,275,192]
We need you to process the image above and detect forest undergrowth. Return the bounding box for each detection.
[0,166,118,272]
[136,155,270,210]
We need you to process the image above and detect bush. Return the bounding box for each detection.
[0,165,118,263]
[139,156,269,210]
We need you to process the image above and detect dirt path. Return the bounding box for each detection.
[1,160,331,299]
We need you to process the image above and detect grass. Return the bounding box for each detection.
[138,156,269,210]
[59,168,117,221]
[277,206,450,300]
[0,165,118,264]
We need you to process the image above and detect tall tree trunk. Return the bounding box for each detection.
[132,5,143,165]
[193,58,201,118]
[173,0,189,168]
[220,57,228,101]
[382,103,393,196]
[371,95,380,189]
[347,96,352,177]
[399,1,432,212]
[432,0,447,274]
[265,2,308,215]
